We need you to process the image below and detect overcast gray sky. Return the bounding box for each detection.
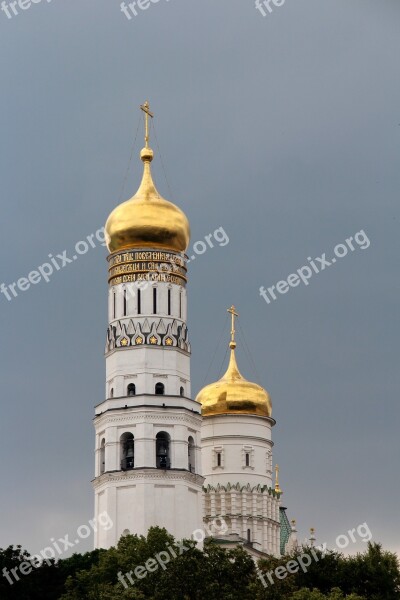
[0,0,399,557]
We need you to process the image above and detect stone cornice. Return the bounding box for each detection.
[94,411,202,428]
[93,468,204,490]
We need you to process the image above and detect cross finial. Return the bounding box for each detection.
[227,305,239,349]
[140,101,154,148]
[275,464,282,494]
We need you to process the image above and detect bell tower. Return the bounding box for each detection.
[93,103,204,548]
[197,306,283,556]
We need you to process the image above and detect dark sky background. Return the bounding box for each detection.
[1,0,399,557]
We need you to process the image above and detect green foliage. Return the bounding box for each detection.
[289,588,365,600]
[340,543,400,600]
[1,534,399,599]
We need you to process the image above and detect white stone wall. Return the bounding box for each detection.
[94,406,203,548]
[108,282,187,322]
[201,413,280,556]
[201,414,274,488]
[105,345,191,399]
[93,260,203,549]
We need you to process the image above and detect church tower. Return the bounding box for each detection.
[93,103,204,548]
[196,307,287,557]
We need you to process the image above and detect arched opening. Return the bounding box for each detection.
[167,288,171,315]
[217,452,222,467]
[113,291,116,319]
[180,386,184,397]
[155,382,165,395]
[120,432,134,470]
[153,287,157,314]
[245,453,250,467]
[137,289,141,315]
[188,436,195,473]
[127,383,136,396]
[100,438,105,475]
[110,387,114,398]
[247,528,251,543]
[156,432,170,469]
[123,288,127,316]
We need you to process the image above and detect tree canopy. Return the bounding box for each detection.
[0,529,399,599]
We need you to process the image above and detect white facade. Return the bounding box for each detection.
[93,254,204,549]
[201,413,282,556]
[92,118,297,554]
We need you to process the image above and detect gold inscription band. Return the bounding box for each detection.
[108,250,186,268]
[107,249,188,287]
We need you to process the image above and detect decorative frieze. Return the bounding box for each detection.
[105,317,191,353]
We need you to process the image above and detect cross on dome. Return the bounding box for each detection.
[140,100,154,149]
[227,305,239,349]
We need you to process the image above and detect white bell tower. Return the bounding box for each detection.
[196,306,282,556]
[93,103,204,548]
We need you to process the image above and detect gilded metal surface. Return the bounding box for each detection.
[105,102,190,254]
[108,250,186,268]
[107,248,188,287]
[109,273,187,287]
[275,464,282,494]
[108,263,187,282]
[197,307,272,418]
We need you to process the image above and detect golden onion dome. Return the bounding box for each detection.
[105,104,190,254]
[197,307,272,418]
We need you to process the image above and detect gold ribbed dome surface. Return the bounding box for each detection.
[197,307,272,418]
[105,103,190,254]
[197,347,272,417]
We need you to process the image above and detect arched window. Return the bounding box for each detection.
[123,288,127,316]
[100,439,105,475]
[110,387,114,398]
[180,386,184,397]
[153,287,157,314]
[179,291,182,319]
[120,432,134,470]
[167,289,171,316]
[188,436,195,473]
[156,432,171,469]
[127,383,136,396]
[155,382,165,395]
[217,452,222,467]
[137,289,141,315]
[247,528,251,543]
[113,291,116,319]
[245,453,250,467]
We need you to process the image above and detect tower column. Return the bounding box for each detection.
[93,102,204,548]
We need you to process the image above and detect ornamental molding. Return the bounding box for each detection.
[203,513,280,525]
[105,317,191,353]
[203,482,281,498]
[93,468,204,490]
[94,412,202,428]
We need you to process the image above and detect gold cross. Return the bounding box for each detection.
[227,305,239,346]
[140,100,154,148]
[275,464,282,494]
